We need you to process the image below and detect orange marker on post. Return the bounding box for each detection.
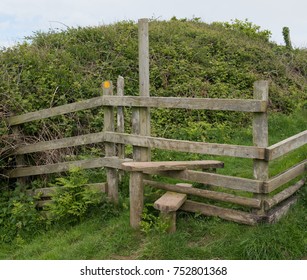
[103,81,111,89]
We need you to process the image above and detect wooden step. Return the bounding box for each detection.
[153,183,192,233]
[154,191,188,212]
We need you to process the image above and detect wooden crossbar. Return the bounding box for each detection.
[121,160,224,172]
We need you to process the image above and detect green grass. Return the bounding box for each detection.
[1,197,306,260]
[0,110,306,260]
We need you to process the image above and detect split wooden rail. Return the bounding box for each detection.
[2,18,306,228]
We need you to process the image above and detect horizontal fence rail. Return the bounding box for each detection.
[5,156,131,178]
[264,160,306,193]
[104,132,265,159]
[143,169,263,193]
[266,130,307,161]
[7,96,268,126]
[264,179,305,210]
[100,96,268,112]
[7,95,106,126]
[12,131,266,159]
[181,200,259,225]
[143,179,262,208]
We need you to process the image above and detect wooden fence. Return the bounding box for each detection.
[3,18,307,225]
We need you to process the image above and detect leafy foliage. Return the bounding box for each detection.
[140,203,169,234]
[215,19,272,41]
[282,27,293,50]
[0,185,45,243]
[47,168,115,225]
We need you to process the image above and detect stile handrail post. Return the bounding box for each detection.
[129,18,151,228]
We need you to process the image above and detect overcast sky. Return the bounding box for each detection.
[1,0,306,48]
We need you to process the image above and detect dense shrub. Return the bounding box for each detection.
[0,185,45,243]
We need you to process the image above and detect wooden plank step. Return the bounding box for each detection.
[154,191,188,212]
[122,160,224,172]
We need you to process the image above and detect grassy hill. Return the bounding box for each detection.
[1,18,306,162]
[1,18,307,127]
[0,19,306,259]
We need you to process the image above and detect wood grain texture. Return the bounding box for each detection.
[155,170,263,193]
[264,196,298,223]
[181,200,259,225]
[7,96,267,126]
[129,171,144,229]
[5,157,131,178]
[103,81,119,203]
[121,160,224,172]
[154,191,187,212]
[264,179,305,210]
[252,81,269,213]
[144,179,262,208]
[105,132,265,159]
[264,160,307,193]
[266,130,307,161]
[13,131,265,160]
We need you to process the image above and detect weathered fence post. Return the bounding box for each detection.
[129,18,151,228]
[132,18,151,162]
[129,171,144,228]
[253,80,269,215]
[103,81,119,204]
[117,76,125,182]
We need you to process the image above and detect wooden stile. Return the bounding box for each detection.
[3,16,304,229]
